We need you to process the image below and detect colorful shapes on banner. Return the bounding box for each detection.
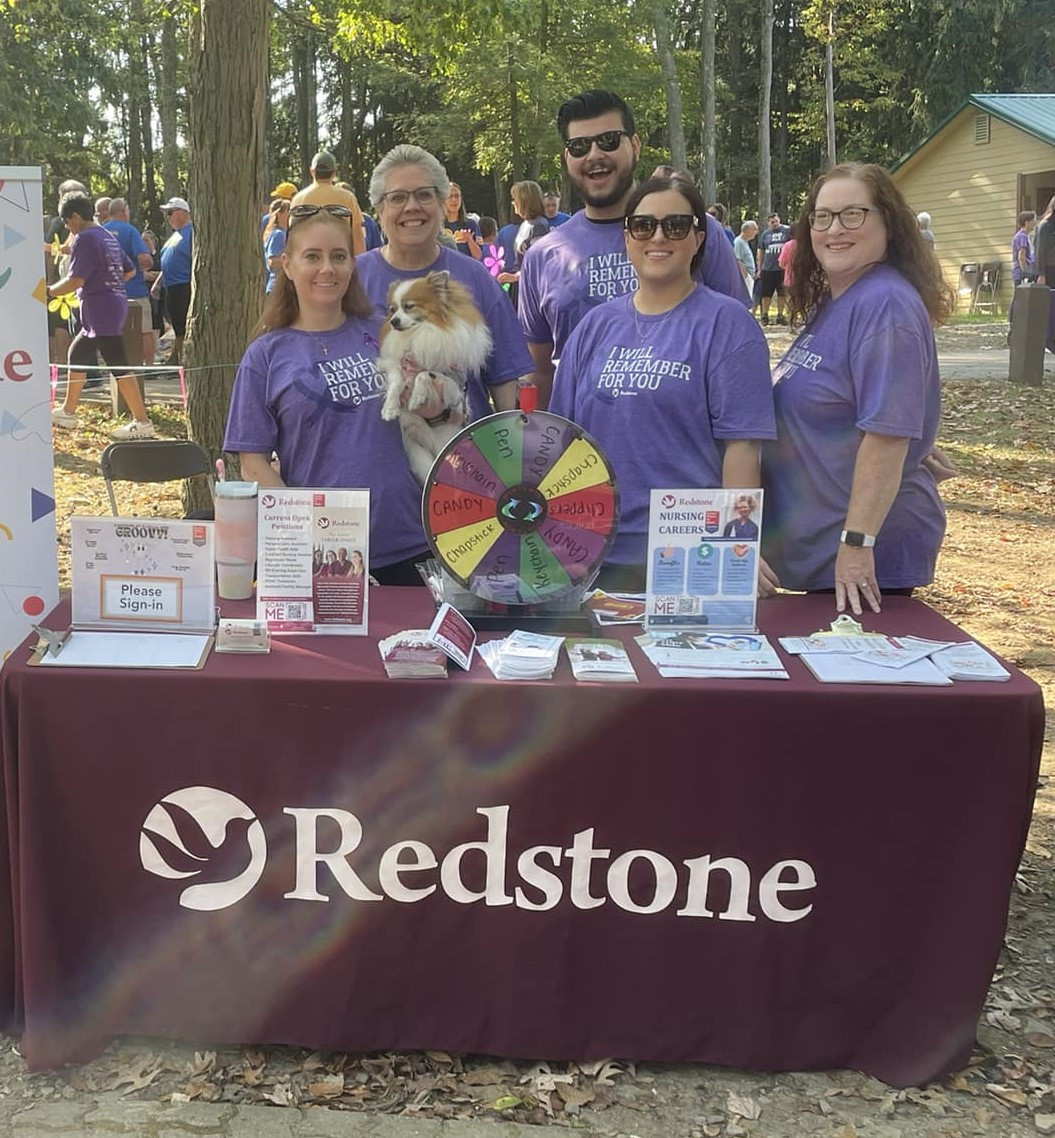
[22,595,45,617]
[0,524,12,541]
[2,225,24,250]
[0,180,30,212]
[1,409,26,436]
[31,489,55,522]
[32,277,47,304]
[0,266,10,292]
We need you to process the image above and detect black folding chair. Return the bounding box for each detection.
[100,440,215,516]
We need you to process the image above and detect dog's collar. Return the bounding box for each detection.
[424,408,452,427]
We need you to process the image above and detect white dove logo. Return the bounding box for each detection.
[140,787,266,911]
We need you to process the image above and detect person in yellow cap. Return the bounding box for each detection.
[261,182,298,230]
[291,150,366,255]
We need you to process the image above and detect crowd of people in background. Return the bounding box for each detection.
[55,82,1042,608]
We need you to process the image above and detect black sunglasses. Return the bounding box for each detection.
[288,204,353,226]
[564,129,631,159]
[625,214,698,241]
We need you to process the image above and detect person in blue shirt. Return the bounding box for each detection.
[543,191,571,227]
[105,198,154,366]
[155,196,193,364]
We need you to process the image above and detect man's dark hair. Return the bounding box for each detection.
[557,90,635,141]
[58,192,94,222]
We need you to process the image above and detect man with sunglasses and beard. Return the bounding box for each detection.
[518,89,747,408]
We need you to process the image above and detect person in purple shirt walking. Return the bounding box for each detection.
[762,162,955,615]
[551,176,776,592]
[48,192,157,438]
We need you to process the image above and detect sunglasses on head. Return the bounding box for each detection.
[625,214,698,241]
[564,129,631,159]
[288,204,352,226]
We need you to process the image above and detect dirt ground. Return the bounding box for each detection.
[5,324,1053,1137]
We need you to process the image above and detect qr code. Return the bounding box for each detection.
[676,595,699,615]
[284,603,307,620]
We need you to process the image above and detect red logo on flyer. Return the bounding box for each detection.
[313,493,326,507]
[704,510,720,534]
[192,525,207,546]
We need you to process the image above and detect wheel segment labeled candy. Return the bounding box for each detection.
[423,410,619,604]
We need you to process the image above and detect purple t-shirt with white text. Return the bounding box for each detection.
[223,316,426,567]
[69,225,132,337]
[355,245,533,418]
[550,286,775,568]
[761,264,945,591]
[518,209,749,361]
[1011,229,1035,284]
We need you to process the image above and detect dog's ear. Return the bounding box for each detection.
[426,270,453,297]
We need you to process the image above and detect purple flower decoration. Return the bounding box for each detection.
[482,244,503,278]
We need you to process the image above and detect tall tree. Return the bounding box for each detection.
[184,0,269,504]
[653,0,687,172]
[699,0,717,203]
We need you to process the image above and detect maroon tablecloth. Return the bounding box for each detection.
[0,591,1043,1084]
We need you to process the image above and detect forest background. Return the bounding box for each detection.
[3,0,1053,236]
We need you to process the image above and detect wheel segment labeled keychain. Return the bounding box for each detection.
[423,407,619,605]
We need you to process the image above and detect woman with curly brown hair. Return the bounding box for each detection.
[762,162,955,616]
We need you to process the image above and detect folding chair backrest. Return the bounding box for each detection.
[100,440,215,516]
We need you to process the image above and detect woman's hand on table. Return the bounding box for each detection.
[834,544,882,616]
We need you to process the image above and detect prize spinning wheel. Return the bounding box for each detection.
[423,410,619,605]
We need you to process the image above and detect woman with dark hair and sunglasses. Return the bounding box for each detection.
[223,204,431,584]
[762,162,955,616]
[549,176,776,593]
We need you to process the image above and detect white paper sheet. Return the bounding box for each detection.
[37,632,212,669]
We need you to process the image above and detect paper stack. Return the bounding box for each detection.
[636,631,788,680]
[477,630,564,680]
[930,641,1011,681]
[565,638,639,682]
[378,631,449,678]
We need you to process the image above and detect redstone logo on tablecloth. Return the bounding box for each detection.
[139,787,267,911]
[140,789,817,921]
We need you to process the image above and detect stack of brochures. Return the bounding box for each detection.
[477,630,564,680]
[636,631,788,680]
[565,638,638,682]
[778,634,1010,685]
[378,631,449,679]
[583,591,647,626]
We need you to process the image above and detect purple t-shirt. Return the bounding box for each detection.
[69,225,132,337]
[518,210,749,361]
[1011,229,1035,284]
[355,246,532,418]
[761,264,945,591]
[550,287,775,568]
[223,316,427,567]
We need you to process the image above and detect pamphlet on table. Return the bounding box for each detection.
[477,630,564,680]
[645,488,763,631]
[565,638,638,682]
[256,488,369,634]
[70,516,215,632]
[636,630,788,680]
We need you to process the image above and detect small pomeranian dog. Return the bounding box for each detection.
[379,270,493,484]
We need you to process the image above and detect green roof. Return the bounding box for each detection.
[891,93,1055,172]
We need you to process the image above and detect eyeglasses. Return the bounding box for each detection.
[625,214,698,241]
[288,204,353,226]
[564,130,631,159]
[808,206,872,231]
[379,186,439,209]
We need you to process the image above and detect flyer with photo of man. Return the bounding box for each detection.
[645,488,763,631]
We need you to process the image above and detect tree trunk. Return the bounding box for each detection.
[825,5,837,167]
[184,0,269,511]
[654,0,687,171]
[506,44,523,181]
[158,12,181,199]
[758,0,774,218]
[700,0,717,203]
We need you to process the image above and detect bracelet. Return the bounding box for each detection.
[425,408,452,427]
[840,530,876,548]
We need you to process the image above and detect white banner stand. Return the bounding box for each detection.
[0,167,59,661]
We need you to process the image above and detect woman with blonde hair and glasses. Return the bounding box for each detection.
[762,162,955,616]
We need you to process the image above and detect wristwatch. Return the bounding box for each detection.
[840,530,876,548]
